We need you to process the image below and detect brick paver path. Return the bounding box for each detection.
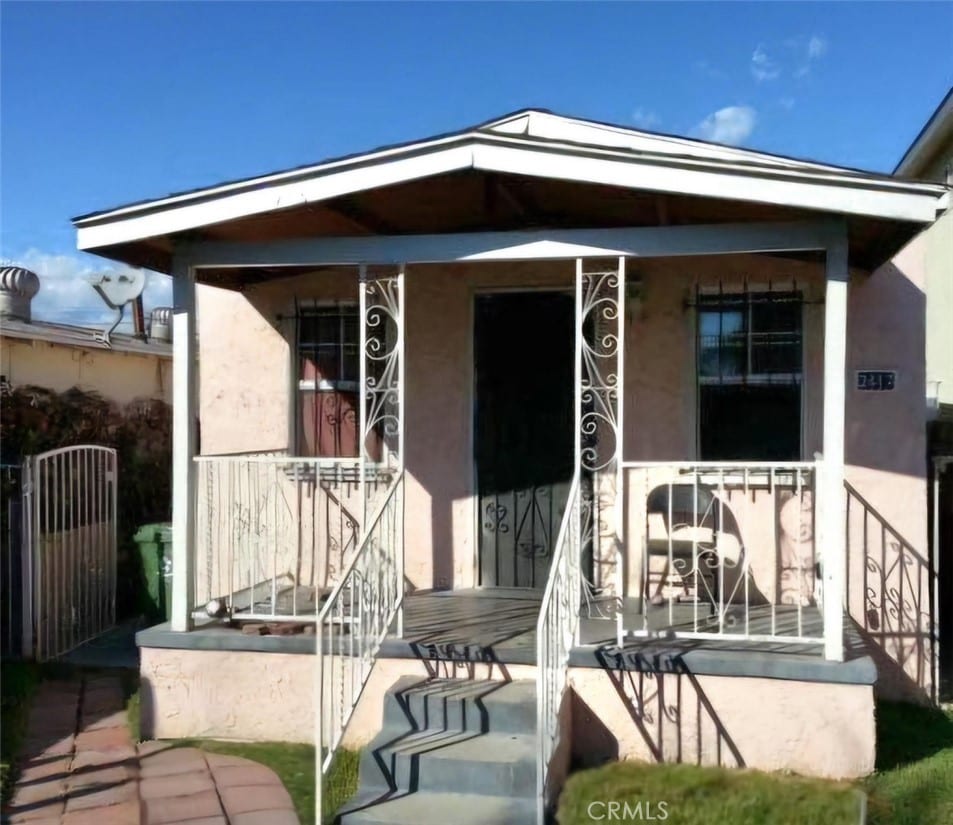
[3,676,300,825]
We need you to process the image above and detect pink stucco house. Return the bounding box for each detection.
[74,110,949,824]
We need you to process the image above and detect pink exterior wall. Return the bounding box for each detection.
[844,240,933,701]
[196,249,932,699]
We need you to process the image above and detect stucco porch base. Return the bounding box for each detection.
[138,645,536,748]
[569,668,875,779]
[138,643,875,780]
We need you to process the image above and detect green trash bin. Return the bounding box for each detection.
[134,523,173,622]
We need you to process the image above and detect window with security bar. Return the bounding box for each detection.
[696,290,803,460]
[297,305,360,458]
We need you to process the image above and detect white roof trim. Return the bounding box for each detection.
[75,110,948,253]
[484,110,849,172]
[895,89,953,178]
[78,144,475,250]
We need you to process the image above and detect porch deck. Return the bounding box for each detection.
[389,588,856,661]
[140,588,874,685]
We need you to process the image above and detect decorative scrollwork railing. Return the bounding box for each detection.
[847,480,938,701]
[536,470,582,825]
[359,266,404,527]
[578,265,621,474]
[621,460,823,647]
[315,470,404,819]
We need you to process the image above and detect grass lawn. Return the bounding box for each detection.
[557,701,953,825]
[557,762,861,825]
[864,701,953,825]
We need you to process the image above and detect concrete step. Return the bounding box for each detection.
[359,728,536,797]
[336,677,539,824]
[338,790,536,825]
[382,676,537,735]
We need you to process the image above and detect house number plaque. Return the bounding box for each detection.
[856,370,896,391]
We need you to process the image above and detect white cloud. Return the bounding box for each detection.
[793,34,828,78]
[695,106,757,146]
[779,97,796,111]
[8,249,171,330]
[751,45,780,82]
[631,107,661,130]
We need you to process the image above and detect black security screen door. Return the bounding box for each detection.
[475,292,575,588]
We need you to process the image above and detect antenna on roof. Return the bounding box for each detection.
[88,269,146,346]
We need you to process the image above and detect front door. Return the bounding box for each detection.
[475,292,574,588]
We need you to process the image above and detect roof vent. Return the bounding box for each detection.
[149,307,172,343]
[0,266,40,322]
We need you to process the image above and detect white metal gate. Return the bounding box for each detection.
[22,445,118,661]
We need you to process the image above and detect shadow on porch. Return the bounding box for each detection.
[380,588,872,672]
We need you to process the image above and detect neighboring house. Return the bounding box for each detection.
[0,265,173,659]
[0,266,172,406]
[894,87,953,698]
[74,110,948,824]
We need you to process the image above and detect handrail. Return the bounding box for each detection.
[194,454,360,465]
[536,469,582,825]
[317,472,402,624]
[315,469,404,822]
[621,459,817,469]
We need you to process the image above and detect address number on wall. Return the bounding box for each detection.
[856,370,897,391]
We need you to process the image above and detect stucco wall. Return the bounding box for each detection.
[139,646,535,746]
[195,251,932,698]
[844,239,933,701]
[0,336,171,405]
[570,667,875,779]
[138,645,875,779]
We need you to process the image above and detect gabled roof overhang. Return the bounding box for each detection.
[74,109,949,274]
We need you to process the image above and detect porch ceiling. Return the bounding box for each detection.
[84,169,922,284]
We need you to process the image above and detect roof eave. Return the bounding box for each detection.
[75,132,948,258]
[894,88,953,178]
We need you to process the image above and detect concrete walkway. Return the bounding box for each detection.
[3,675,300,825]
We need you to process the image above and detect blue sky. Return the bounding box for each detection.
[2,1,951,326]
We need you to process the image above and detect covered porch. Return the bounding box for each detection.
[175,237,851,661]
[75,109,946,818]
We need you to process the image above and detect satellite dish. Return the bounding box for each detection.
[88,269,147,344]
[89,269,146,309]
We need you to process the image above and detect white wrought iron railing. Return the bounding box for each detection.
[315,469,404,820]
[193,454,384,621]
[621,460,824,648]
[536,470,582,825]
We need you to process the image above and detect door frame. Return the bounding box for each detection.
[468,284,574,589]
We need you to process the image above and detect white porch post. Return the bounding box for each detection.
[171,255,197,632]
[822,228,849,661]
